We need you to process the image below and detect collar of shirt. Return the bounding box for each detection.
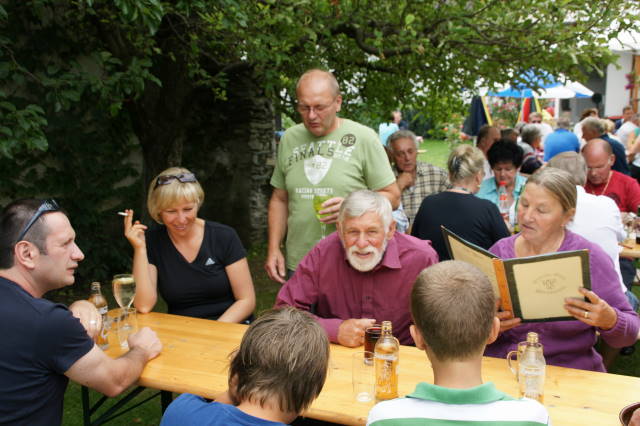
[484,174,527,196]
[407,381,510,404]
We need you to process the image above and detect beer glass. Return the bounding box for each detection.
[112,274,136,310]
[116,307,138,348]
[352,351,375,403]
[506,340,528,380]
[364,324,382,365]
[313,194,332,238]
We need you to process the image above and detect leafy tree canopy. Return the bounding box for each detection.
[1,0,636,156]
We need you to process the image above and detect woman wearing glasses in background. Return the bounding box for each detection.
[123,167,256,323]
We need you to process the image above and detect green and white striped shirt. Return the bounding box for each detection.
[367,382,551,426]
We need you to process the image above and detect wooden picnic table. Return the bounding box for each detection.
[104,312,640,425]
[621,239,640,259]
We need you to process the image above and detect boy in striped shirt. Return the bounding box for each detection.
[367,261,551,426]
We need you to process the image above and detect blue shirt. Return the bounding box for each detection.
[543,128,580,161]
[476,174,527,206]
[378,122,399,146]
[0,277,94,425]
[161,394,288,426]
[601,133,630,175]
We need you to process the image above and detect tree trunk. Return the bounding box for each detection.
[183,69,274,246]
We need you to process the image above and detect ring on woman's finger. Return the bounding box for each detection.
[89,319,97,325]
[583,310,589,319]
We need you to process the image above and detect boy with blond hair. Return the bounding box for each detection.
[367,260,550,425]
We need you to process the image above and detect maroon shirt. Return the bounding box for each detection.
[275,231,439,345]
[585,170,640,212]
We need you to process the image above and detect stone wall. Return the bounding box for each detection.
[183,69,274,247]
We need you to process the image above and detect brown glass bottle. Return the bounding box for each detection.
[374,321,399,400]
[87,282,109,350]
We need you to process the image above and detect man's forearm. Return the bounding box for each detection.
[267,196,288,251]
[377,184,401,210]
[114,347,149,389]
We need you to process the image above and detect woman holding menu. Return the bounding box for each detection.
[485,167,639,371]
[123,167,255,323]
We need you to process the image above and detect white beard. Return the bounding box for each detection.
[346,240,387,272]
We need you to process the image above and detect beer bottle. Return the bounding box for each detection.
[518,332,545,403]
[374,321,399,401]
[87,281,110,350]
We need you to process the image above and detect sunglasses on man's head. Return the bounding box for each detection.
[16,199,60,243]
[154,173,197,189]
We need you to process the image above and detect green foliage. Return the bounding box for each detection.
[0,94,48,157]
[0,99,141,292]
[2,0,637,157]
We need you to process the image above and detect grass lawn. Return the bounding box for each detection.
[61,139,640,424]
[417,138,456,168]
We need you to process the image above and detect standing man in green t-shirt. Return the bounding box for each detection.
[266,69,400,282]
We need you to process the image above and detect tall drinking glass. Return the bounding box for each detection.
[112,274,136,330]
[313,194,332,238]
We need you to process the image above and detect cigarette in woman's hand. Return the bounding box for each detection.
[117,211,129,216]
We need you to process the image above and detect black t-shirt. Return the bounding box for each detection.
[0,277,94,425]
[146,221,247,319]
[411,191,510,260]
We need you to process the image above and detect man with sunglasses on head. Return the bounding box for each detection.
[0,199,162,425]
[266,69,400,282]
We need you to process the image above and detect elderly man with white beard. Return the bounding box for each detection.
[275,190,439,347]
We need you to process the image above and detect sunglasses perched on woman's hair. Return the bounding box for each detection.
[16,199,60,242]
[154,173,197,189]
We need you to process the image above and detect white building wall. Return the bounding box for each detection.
[605,50,633,117]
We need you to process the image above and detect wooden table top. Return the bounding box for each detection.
[620,239,640,259]
[106,312,640,425]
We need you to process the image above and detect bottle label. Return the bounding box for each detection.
[519,365,544,400]
[374,353,398,361]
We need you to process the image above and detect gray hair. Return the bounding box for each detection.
[388,130,418,149]
[526,167,577,213]
[547,152,587,186]
[582,117,605,134]
[556,117,571,129]
[520,124,542,145]
[338,190,392,231]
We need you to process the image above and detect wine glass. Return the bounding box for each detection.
[112,274,136,330]
[313,194,332,238]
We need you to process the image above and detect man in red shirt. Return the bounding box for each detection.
[583,138,640,361]
[583,139,640,212]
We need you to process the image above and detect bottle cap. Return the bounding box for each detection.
[526,331,539,344]
[499,181,507,186]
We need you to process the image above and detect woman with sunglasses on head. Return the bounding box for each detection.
[123,167,255,323]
